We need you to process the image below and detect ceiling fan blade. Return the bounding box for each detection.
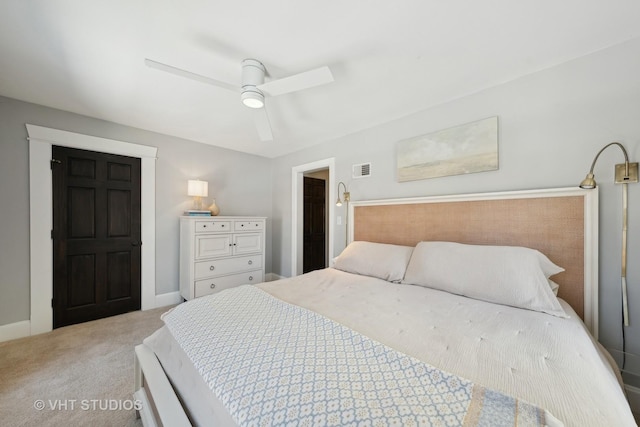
[258,66,333,97]
[251,108,273,141]
[145,58,239,93]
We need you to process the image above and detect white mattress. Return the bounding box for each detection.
[145,268,635,426]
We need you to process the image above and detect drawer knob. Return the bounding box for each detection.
[249,276,253,281]
[248,260,253,265]
[209,266,215,271]
[210,283,216,289]
[203,225,207,228]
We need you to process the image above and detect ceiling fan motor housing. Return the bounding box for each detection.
[241,59,266,108]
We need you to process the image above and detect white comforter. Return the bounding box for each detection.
[148,268,635,426]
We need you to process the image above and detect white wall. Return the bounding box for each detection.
[0,96,272,327]
[271,38,640,353]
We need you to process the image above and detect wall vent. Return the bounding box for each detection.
[352,162,371,179]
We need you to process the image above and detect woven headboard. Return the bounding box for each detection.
[349,187,599,337]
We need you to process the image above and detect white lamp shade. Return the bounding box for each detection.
[187,180,208,197]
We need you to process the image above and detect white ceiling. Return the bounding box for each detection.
[1,1,639,158]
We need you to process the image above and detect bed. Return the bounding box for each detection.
[134,187,636,426]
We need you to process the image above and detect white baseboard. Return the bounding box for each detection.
[0,292,181,343]
[0,320,31,343]
[2,284,284,342]
[154,291,182,308]
[625,384,640,413]
[266,273,287,282]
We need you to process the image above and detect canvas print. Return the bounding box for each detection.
[397,116,498,182]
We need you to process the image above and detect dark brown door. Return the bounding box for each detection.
[52,146,141,328]
[303,177,326,273]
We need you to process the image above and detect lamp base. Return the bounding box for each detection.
[192,196,203,211]
[615,163,639,184]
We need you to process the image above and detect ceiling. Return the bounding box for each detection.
[1,1,639,158]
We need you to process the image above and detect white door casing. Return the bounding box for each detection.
[291,158,335,277]
[27,124,158,336]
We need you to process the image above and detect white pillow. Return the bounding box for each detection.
[402,241,567,317]
[333,241,414,282]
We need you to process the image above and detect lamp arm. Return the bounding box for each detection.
[588,142,630,175]
[336,181,350,247]
[337,181,347,195]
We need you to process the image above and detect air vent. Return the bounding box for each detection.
[352,162,371,179]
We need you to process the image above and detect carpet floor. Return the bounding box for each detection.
[0,306,172,427]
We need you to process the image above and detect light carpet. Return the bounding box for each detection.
[0,306,172,427]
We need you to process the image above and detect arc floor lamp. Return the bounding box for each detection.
[579,142,638,326]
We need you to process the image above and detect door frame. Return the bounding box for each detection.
[291,158,334,277]
[27,124,157,335]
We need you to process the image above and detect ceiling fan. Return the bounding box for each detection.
[145,58,334,141]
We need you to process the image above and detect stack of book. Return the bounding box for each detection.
[184,210,211,216]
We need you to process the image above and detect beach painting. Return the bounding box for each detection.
[397,116,498,182]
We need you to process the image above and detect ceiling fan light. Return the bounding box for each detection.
[243,98,264,109]
[241,89,264,109]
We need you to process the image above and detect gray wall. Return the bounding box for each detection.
[0,96,272,326]
[271,38,640,353]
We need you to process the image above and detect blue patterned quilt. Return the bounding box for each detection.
[163,285,550,426]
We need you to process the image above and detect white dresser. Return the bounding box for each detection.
[179,216,266,300]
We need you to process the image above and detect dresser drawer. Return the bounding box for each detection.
[195,220,232,233]
[194,270,263,298]
[234,221,264,232]
[194,254,262,279]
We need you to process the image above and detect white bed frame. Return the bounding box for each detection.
[134,186,599,426]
